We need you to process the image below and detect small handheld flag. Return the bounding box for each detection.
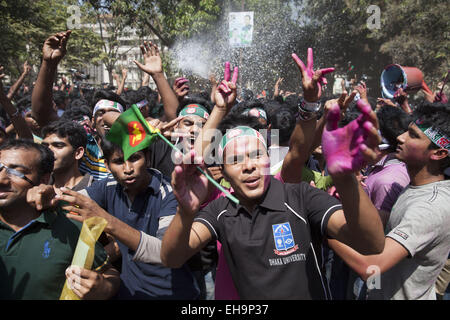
[106,105,239,204]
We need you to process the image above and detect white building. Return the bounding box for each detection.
[81,17,160,90]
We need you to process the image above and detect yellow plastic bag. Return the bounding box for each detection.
[59,216,108,300]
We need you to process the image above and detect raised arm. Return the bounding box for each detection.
[134,41,179,121]
[273,77,283,98]
[194,62,238,160]
[116,68,127,96]
[7,61,31,100]
[281,48,335,183]
[32,30,71,127]
[322,99,385,254]
[161,151,213,268]
[0,67,33,139]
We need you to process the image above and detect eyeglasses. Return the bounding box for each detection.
[0,162,35,186]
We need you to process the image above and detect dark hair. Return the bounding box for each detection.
[412,101,450,139]
[268,106,296,145]
[241,88,255,101]
[339,106,360,127]
[0,139,54,178]
[218,113,266,135]
[100,139,122,162]
[41,119,88,150]
[377,106,411,151]
[61,104,92,122]
[137,86,160,118]
[176,95,214,116]
[100,139,149,162]
[15,94,32,111]
[53,90,68,106]
[229,99,271,127]
[412,101,450,171]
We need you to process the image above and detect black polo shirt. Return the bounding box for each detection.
[195,177,342,300]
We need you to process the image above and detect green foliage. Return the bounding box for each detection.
[0,0,447,94]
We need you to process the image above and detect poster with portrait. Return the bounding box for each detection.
[229,11,254,48]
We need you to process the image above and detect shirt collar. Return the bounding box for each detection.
[147,168,164,194]
[227,176,286,215]
[35,209,58,226]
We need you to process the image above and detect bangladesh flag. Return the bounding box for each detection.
[106,104,159,160]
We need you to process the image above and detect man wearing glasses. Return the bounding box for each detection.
[0,139,119,299]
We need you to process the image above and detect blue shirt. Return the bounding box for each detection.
[86,169,199,300]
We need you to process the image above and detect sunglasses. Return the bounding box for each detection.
[0,162,36,186]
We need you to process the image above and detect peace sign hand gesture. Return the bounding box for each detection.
[214,62,239,110]
[292,48,334,102]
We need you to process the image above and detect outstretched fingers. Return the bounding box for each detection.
[307,47,314,71]
[357,99,379,129]
[291,53,307,78]
[224,62,231,82]
[231,67,239,84]
[326,102,341,131]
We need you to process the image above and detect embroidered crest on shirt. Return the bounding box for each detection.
[272,222,299,256]
[42,239,52,259]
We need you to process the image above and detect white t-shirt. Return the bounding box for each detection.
[367,180,450,300]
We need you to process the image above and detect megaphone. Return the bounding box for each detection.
[380,64,428,99]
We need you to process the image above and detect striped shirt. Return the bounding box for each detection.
[79,134,111,181]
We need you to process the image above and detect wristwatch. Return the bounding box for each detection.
[296,98,322,121]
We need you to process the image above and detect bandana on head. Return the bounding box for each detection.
[135,99,148,109]
[93,99,124,117]
[178,104,209,120]
[218,126,267,159]
[242,108,267,121]
[415,119,450,151]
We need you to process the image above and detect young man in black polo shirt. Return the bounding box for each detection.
[160,49,386,299]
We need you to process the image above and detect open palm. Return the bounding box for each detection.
[322,99,380,176]
[171,151,209,215]
[134,41,162,75]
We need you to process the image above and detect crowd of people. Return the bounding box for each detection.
[0,29,449,301]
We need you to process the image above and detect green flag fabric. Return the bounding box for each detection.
[106,104,159,160]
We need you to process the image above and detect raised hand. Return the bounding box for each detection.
[56,187,113,228]
[173,77,190,101]
[322,99,381,177]
[214,62,238,110]
[292,48,334,102]
[171,150,209,216]
[23,61,31,75]
[26,184,60,211]
[133,41,163,75]
[42,30,71,65]
[121,68,128,79]
[355,81,369,103]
